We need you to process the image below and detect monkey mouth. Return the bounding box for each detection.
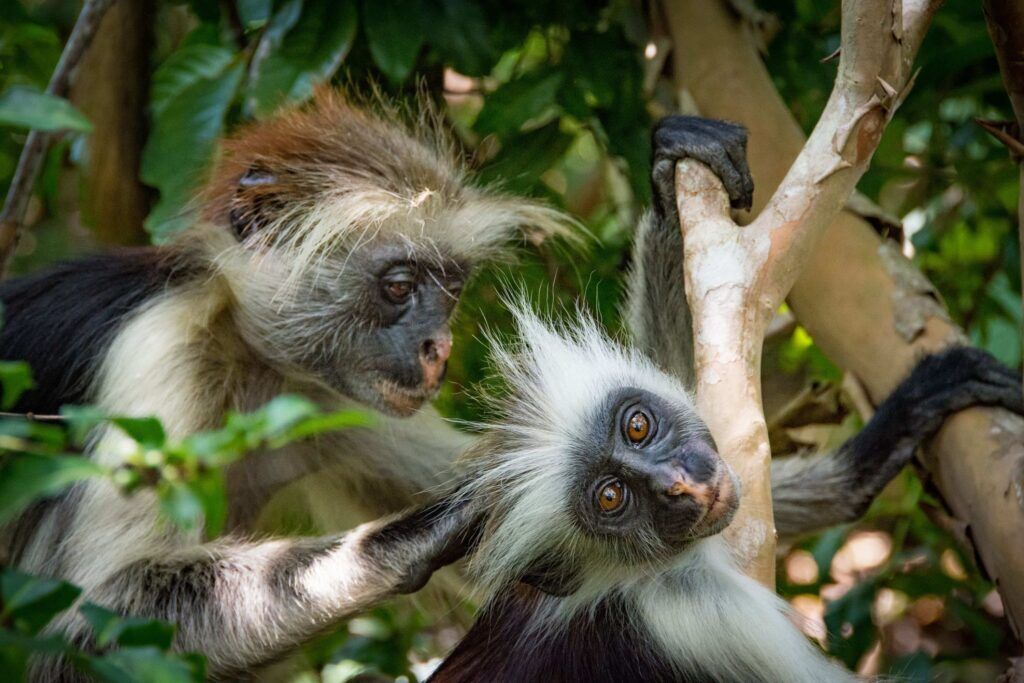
[374,377,438,415]
[692,471,739,538]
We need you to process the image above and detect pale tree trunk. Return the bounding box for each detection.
[71,0,154,244]
[664,0,1024,636]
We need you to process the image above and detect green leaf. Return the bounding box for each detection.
[142,57,245,240]
[1,569,81,635]
[249,0,358,116]
[260,394,321,436]
[83,646,204,683]
[361,0,424,83]
[0,361,34,409]
[478,121,575,193]
[421,0,494,76]
[0,86,92,133]
[189,470,227,538]
[474,72,564,136]
[59,405,107,446]
[158,482,204,532]
[276,409,373,443]
[80,603,175,650]
[0,418,67,450]
[111,417,166,450]
[150,44,235,118]
[0,453,104,525]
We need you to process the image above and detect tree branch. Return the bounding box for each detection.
[666,0,1024,638]
[673,0,939,585]
[0,0,116,278]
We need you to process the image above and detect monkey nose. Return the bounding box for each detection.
[419,335,452,387]
[421,336,452,364]
[663,472,717,508]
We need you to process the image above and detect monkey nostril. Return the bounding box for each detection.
[420,336,452,365]
[421,339,438,363]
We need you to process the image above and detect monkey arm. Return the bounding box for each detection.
[38,494,480,679]
[771,347,1024,540]
[625,116,754,387]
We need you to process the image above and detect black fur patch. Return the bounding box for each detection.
[0,248,199,413]
[429,585,741,682]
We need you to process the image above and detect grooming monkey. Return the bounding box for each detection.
[1,91,567,679]
[427,306,1023,682]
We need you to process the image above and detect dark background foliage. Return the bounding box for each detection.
[0,0,1020,680]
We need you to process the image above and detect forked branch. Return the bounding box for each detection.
[675,0,941,585]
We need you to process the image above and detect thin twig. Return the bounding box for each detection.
[0,411,66,421]
[0,0,117,279]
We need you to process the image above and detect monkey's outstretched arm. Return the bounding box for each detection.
[40,494,480,679]
[772,347,1024,539]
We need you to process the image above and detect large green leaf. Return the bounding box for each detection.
[361,0,424,83]
[142,57,245,241]
[0,453,104,525]
[1,569,81,635]
[111,417,166,451]
[83,647,204,683]
[249,0,358,116]
[0,86,92,133]
[474,71,564,136]
[79,603,175,650]
[150,44,235,118]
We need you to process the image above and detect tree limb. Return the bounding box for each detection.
[673,0,938,585]
[0,0,117,277]
[666,0,1024,637]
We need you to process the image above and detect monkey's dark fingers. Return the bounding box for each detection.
[651,116,754,214]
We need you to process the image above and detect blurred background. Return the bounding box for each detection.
[1,0,1021,680]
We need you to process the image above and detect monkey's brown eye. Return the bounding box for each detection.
[383,280,414,303]
[597,479,626,513]
[626,411,650,444]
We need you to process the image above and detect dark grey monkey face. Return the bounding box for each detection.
[317,243,467,416]
[520,387,739,596]
[252,240,468,417]
[573,387,739,549]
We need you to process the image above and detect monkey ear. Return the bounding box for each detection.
[229,167,279,241]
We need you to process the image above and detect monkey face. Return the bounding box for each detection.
[570,388,740,553]
[233,240,467,416]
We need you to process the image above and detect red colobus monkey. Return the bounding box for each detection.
[1,91,562,679]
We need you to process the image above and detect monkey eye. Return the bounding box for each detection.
[596,478,628,514]
[625,410,651,445]
[382,272,416,304]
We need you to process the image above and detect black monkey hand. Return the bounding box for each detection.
[364,492,486,595]
[893,346,1024,435]
[651,116,754,220]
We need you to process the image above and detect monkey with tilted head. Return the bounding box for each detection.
[427,305,1023,682]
